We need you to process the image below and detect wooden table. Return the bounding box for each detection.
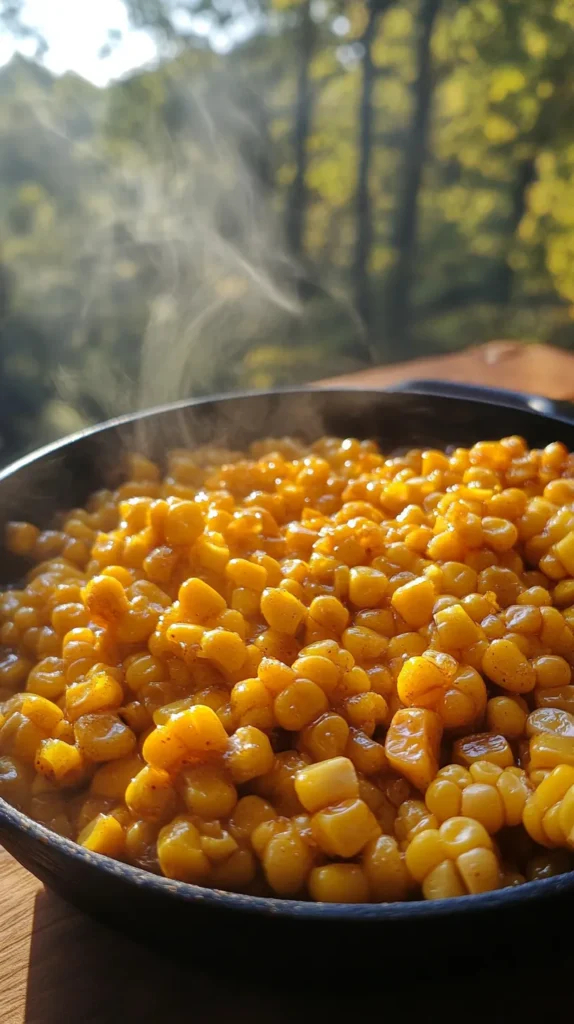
[3,345,574,1023]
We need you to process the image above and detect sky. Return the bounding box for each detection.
[0,0,160,87]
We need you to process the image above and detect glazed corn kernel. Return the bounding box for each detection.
[294,756,358,813]
[7,431,574,902]
[78,813,125,858]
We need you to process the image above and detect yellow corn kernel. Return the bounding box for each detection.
[226,557,268,591]
[300,712,350,762]
[362,835,410,902]
[404,828,446,883]
[307,595,350,635]
[291,655,340,695]
[90,754,142,799]
[527,707,574,739]
[439,816,493,858]
[533,655,572,690]
[5,521,40,555]
[530,733,574,770]
[178,577,226,621]
[348,567,388,608]
[180,763,237,818]
[260,587,306,635]
[397,655,448,710]
[34,738,84,786]
[125,765,176,822]
[344,727,387,775]
[311,797,380,858]
[434,604,479,650]
[425,778,462,822]
[262,828,314,896]
[422,859,466,900]
[78,813,125,858]
[274,679,328,731]
[164,500,204,546]
[231,678,274,730]
[256,657,295,695]
[164,704,229,758]
[385,707,443,792]
[460,783,504,834]
[200,628,247,674]
[308,863,370,903]
[74,713,136,762]
[456,847,501,894]
[453,732,514,769]
[391,576,435,629]
[65,672,124,722]
[225,726,274,783]
[342,626,387,662]
[83,575,129,624]
[157,816,211,883]
[342,692,388,735]
[486,696,528,739]
[229,795,276,843]
[482,639,536,694]
[294,756,358,813]
[26,658,67,701]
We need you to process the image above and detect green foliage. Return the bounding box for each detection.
[0,0,574,463]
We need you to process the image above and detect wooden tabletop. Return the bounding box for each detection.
[3,344,574,1023]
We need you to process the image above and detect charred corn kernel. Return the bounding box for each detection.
[231,678,274,730]
[453,733,514,768]
[125,765,176,822]
[65,673,124,722]
[225,726,274,783]
[78,813,124,858]
[295,756,358,813]
[274,679,328,731]
[260,587,305,635]
[262,828,314,896]
[157,816,211,882]
[308,863,370,903]
[348,567,388,608]
[486,696,528,738]
[300,712,349,761]
[533,655,572,690]
[362,835,410,901]
[311,797,380,858]
[391,576,435,628]
[34,738,83,786]
[482,639,536,694]
[74,713,136,762]
[180,763,237,818]
[385,707,442,792]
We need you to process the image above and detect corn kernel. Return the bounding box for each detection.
[309,863,370,903]
[294,756,358,813]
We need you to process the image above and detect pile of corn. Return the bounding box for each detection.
[1,434,574,902]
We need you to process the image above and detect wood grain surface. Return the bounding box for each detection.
[3,355,574,1023]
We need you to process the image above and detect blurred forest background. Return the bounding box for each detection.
[0,0,574,464]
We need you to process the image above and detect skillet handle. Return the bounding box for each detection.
[390,378,574,422]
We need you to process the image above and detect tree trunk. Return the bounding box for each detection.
[385,0,441,354]
[489,156,536,310]
[285,0,316,259]
[353,1,391,338]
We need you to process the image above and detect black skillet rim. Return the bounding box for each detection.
[1,383,574,921]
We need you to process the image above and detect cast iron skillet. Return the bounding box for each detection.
[2,380,574,967]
